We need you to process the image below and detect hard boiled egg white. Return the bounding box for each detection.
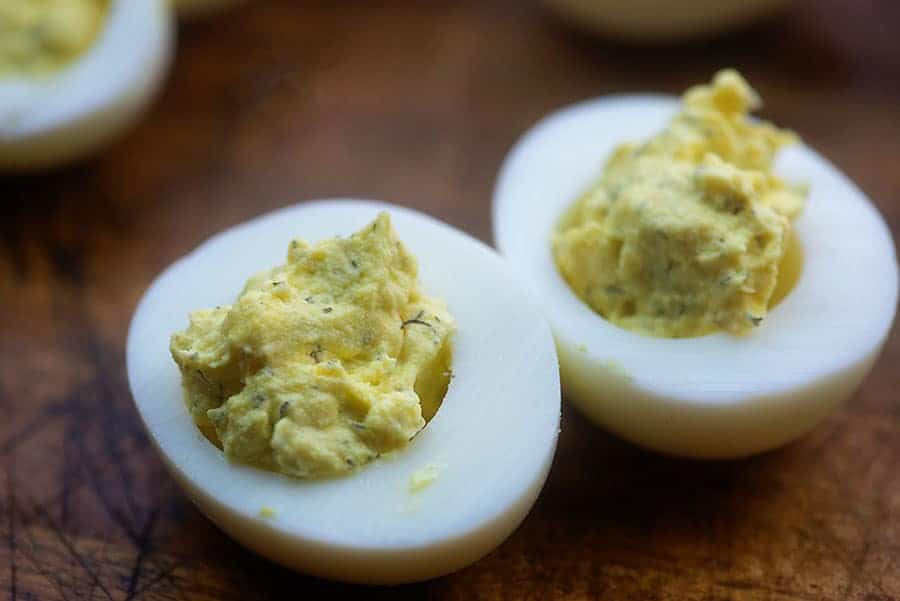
[0,0,173,170]
[127,200,561,584]
[493,96,898,458]
[544,0,793,42]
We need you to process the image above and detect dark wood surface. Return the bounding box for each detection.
[2,1,899,599]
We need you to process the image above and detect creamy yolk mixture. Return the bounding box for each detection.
[0,0,109,76]
[553,69,806,338]
[171,213,455,479]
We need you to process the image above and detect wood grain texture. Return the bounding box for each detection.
[1,0,898,598]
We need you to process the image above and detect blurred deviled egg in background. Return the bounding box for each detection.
[0,0,173,170]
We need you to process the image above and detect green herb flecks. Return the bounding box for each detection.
[401,310,436,334]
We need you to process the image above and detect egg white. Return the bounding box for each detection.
[544,0,793,42]
[493,96,898,458]
[0,0,173,170]
[127,200,561,584]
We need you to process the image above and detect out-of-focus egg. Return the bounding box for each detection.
[493,95,897,458]
[127,200,561,584]
[544,0,794,42]
[0,0,173,170]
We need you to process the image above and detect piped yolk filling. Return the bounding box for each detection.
[170,213,455,479]
[553,69,806,338]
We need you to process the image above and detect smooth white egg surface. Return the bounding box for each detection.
[127,200,561,584]
[544,0,793,42]
[0,0,173,170]
[493,96,898,458]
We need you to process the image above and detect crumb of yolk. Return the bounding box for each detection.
[409,462,443,493]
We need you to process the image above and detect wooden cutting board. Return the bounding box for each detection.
[1,1,898,599]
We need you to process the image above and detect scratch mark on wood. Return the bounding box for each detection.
[5,459,17,601]
[29,496,115,601]
[133,559,186,601]
[125,506,160,600]
[85,536,110,601]
[0,401,68,456]
[60,422,76,528]
[77,433,141,544]
[87,338,151,532]
[13,497,73,601]
[715,579,826,600]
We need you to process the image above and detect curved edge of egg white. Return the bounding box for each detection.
[492,95,899,459]
[159,437,556,584]
[0,0,174,170]
[127,199,561,584]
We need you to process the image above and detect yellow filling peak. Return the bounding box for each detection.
[553,69,806,338]
[171,213,455,478]
[0,0,109,76]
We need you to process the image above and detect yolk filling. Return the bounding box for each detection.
[553,69,807,338]
[0,0,110,76]
[170,213,455,479]
[769,228,802,309]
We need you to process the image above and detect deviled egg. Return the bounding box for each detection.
[127,200,561,584]
[493,71,897,458]
[0,0,173,170]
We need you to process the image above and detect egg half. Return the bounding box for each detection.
[127,200,561,584]
[493,95,898,458]
[0,0,173,170]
